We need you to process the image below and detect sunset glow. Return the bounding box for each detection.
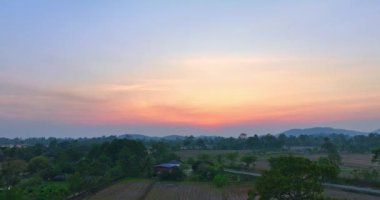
[1,1,380,137]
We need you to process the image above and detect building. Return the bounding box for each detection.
[154,160,181,175]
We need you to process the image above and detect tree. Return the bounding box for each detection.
[1,159,27,187]
[67,172,85,193]
[240,153,257,169]
[372,148,380,163]
[256,156,338,200]
[28,156,49,173]
[150,141,180,164]
[183,135,195,149]
[195,138,206,149]
[321,138,341,165]
[225,152,239,167]
[215,154,225,166]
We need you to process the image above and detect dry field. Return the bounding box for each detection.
[177,150,380,174]
[88,181,252,200]
[144,182,223,200]
[324,188,380,200]
[87,179,153,200]
[87,180,380,200]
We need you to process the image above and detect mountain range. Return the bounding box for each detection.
[372,129,380,134]
[119,134,185,141]
[279,127,369,137]
[119,127,380,140]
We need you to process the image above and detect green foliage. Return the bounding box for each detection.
[186,157,195,165]
[150,141,180,164]
[212,173,228,187]
[67,172,85,193]
[215,154,225,165]
[105,165,124,180]
[0,188,25,200]
[17,176,43,190]
[1,159,27,187]
[351,168,380,182]
[192,161,216,181]
[0,138,153,199]
[321,138,341,165]
[19,181,69,200]
[240,153,257,169]
[0,178,69,200]
[28,156,49,173]
[256,156,339,200]
[247,189,258,200]
[225,152,239,167]
[372,148,380,163]
[28,156,52,179]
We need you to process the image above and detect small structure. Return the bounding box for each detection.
[154,160,181,175]
[239,133,247,139]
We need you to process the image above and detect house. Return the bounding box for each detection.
[154,160,181,175]
[239,133,247,139]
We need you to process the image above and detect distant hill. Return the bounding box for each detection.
[118,134,156,140]
[117,134,221,141]
[280,127,367,137]
[162,135,186,140]
[372,129,380,134]
[118,134,185,141]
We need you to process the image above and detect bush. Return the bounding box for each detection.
[67,172,85,193]
[247,189,258,200]
[212,174,228,187]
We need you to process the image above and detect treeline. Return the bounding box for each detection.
[0,136,118,146]
[0,139,177,200]
[172,133,380,153]
[4,133,380,153]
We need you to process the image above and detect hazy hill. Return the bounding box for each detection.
[118,134,185,141]
[118,134,156,140]
[280,127,367,137]
[372,129,380,133]
[162,135,186,140]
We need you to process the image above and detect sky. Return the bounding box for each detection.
[1,1,380,138]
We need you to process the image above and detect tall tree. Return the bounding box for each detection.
[225,152,239,167]
[240,153,257,169]
[256,156,338,200]
[321,138,341,165]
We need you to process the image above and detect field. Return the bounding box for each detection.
[324,188,380,200]
[86,179,153,200]
[87,180,252,200]
[86,151,380,200]
[144,182,223,200]
[88,180,380,200]
[176,150,380,175]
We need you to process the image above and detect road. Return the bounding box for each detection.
[224,168,380,196]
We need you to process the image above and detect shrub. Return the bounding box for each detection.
[212,174,228,187]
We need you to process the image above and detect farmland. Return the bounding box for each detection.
[86,179,153,200]
[176,150,380,174]
[87,179,380,200]
[324,188,380,200]
[88,181,253,200]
